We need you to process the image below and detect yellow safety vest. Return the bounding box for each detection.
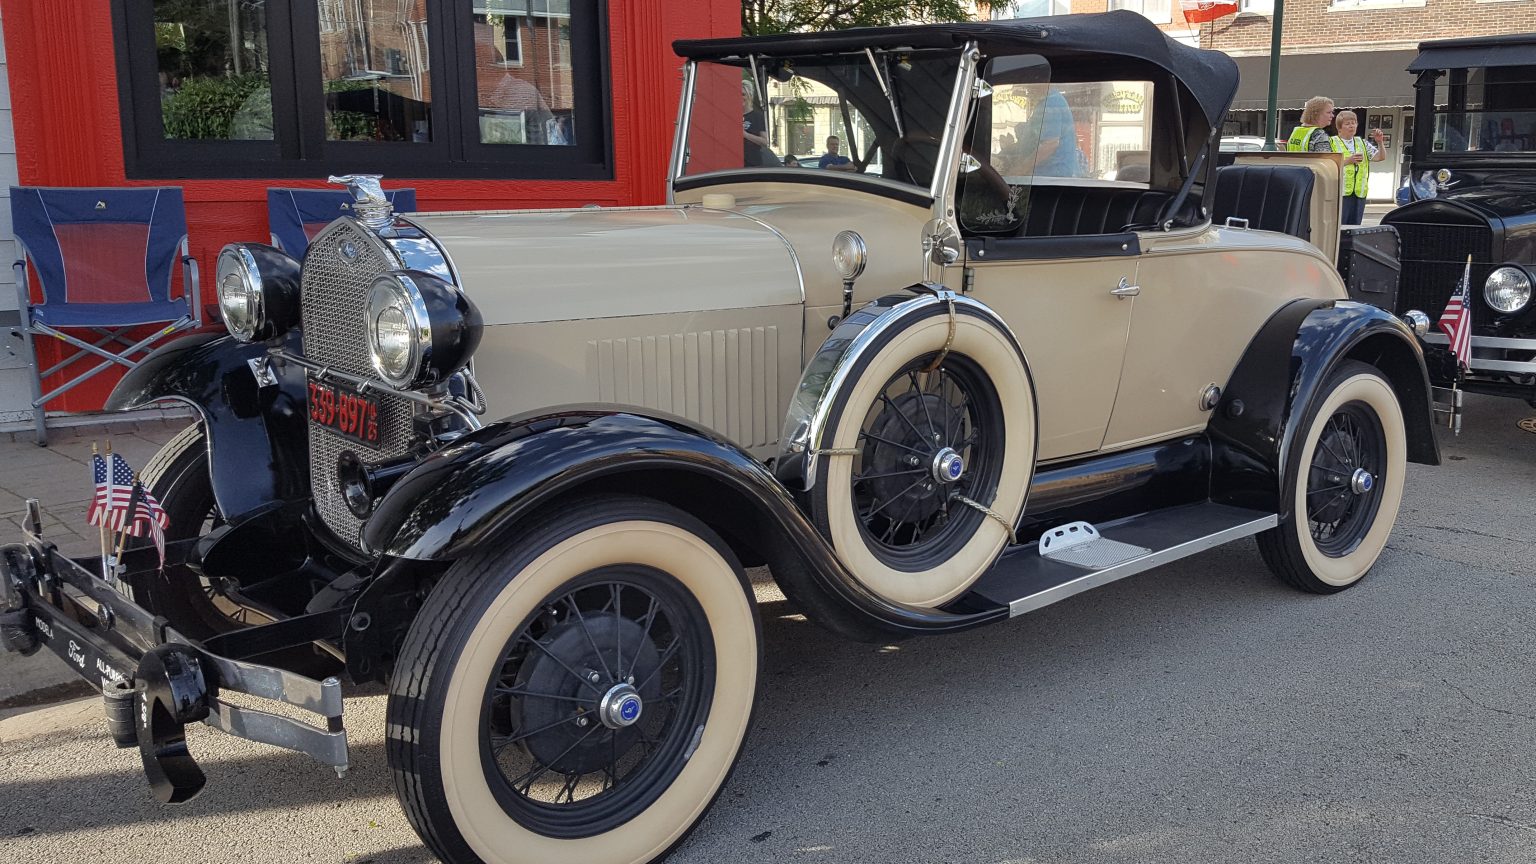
[1330,135,1370,197]
[1287,125,1321,152]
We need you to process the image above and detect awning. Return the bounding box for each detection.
[1409,34,1536,71]
[1229,50,1417,112]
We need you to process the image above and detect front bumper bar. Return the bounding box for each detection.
[0,502,348,804]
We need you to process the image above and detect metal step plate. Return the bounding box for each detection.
[1043,536,1151,570]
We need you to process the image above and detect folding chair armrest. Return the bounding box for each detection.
[182,253,202,327]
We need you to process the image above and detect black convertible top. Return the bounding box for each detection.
[673,11,1239,127]
[1408,32,1536,72]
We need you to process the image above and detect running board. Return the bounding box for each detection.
[970,503,1278,617]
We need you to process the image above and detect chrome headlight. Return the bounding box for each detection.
[365,271,483,389]
[1402,310,1431,337]
[1484,265,1533,314]
[215,243,301,342]
[832,230,867,281]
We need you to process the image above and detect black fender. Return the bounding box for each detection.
[104,331,309,525]
[362,408,1007,638]
[1210,299,1440,518]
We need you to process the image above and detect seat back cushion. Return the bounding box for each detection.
[1211,164,1315,241]
[1022,186,1171,237]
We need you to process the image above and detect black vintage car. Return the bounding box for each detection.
[1386,33,1536,407]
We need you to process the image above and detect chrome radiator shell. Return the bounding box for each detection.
[300,219,420,548]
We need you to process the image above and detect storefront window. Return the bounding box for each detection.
[116,0,608,178]
[317,0,433,142]
[473,1,575,146]
[154,0,272,140]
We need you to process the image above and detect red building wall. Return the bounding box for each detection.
[0,0,740,411]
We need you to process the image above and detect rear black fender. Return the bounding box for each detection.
[105,332,309,525]
[362,408,1007,639]
[1210,299,1440,516]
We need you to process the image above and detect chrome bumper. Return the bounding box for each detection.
[1420,332,1536,374]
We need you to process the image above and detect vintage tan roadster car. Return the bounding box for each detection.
[1,12,1438,864]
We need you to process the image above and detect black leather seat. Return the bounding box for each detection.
[1021,186,1171,237]
[1211,164,1314,242]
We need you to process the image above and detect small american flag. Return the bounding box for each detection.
[87,452,169,563]
[1439,255,1474,373]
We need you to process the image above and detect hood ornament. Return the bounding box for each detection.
[327,174,394,230]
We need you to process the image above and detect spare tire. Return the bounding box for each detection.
[807,299,1036,608]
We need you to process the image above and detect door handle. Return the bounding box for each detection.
[1111,277,1140,299]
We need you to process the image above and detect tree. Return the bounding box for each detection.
[742,0,972,37]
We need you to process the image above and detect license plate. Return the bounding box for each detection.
[308,376,382,447]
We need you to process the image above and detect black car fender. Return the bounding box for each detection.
[1210,299,1440,517]
[361,408,1007,639]
[104,331,309,525]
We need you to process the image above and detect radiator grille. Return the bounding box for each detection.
[301,220,418,548]
[1391,221,1493,324]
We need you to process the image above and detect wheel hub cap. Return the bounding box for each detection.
[1350,468,1374,495]
[599,683,644,729]
[931,448,964,484]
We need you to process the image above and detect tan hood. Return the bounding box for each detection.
[407,207,804,325]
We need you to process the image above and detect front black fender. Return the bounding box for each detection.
[1210,299,1440,517]
[363,408,1007,638]
[105,332,309,525]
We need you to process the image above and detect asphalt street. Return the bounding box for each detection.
[3,391,1535,864]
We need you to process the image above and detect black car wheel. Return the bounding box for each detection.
[808,303,1036,608]
[1258,360,1407,593]
[388,496,760,864]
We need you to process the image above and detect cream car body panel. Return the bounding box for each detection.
[409,207,804,325]
[1101,224,1350,449]
[473,307,803,462]
[961,255,1137,461]
[673,182,932,310]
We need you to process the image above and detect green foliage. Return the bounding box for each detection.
[742,0,971,36]
[161,73,269,140]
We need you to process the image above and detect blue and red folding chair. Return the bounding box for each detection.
[10,186,201,445]
[267,186,418,259]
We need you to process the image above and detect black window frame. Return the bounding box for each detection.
[112,0,612,180]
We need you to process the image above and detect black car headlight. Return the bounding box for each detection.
[215,244,301,342]
[1484,265,1533,315]
[364,270,483,389]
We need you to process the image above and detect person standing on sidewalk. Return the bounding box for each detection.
[1331,110,1386,225]
[1287,96,1336,153]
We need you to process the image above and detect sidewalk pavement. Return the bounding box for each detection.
[0,418,189,707]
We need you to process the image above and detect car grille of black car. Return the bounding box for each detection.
[302,220,418,550]
[1391,221,1493,324]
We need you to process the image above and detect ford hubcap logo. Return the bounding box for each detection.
[340,241,359,260]
[932,448,964,485]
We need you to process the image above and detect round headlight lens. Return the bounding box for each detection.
[1484,265,1532,314]
[366,279,425,386]
[832,230,867,281]
[216,246,263,341]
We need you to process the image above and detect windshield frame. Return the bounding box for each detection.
[666,46,976,209]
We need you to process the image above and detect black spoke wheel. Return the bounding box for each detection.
[1305,402,1387,557]
[480,568,714,837]
[807,302,1037,608]
[849,354,1005,571]
[388,496,760,864]
[1259,360,1407,593]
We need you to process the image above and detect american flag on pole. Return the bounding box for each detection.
[87,452,169,564]
[1439,255,1474,372]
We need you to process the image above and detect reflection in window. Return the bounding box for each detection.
[473,1,575,146]
[317,0,433,142]
[1433,66,1536,153]
[155,0,272,140]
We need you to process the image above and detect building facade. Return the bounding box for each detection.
[0,0,738,421]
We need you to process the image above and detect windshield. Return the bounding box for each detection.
[1432,65,1536,154]
[680,49,963,191]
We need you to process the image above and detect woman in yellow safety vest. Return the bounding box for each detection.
[1287,96,1336,153]
[1330,110,1387,226]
